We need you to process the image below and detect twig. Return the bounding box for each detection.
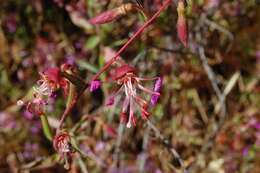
[198,46,222,100]
[204,17,234,41]
[112,123,125,167]
[203,16,234,52]
[146,120,188,173]
[138,125,151,172]
[198,46,227,152]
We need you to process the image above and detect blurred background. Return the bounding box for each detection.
[0,0,259,172]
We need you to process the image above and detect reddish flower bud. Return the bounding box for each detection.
[89,3,134,24]
[177,1,188,47]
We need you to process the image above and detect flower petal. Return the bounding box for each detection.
[150,94,160,106]
[90,81,102,92]
[105,97,115,106]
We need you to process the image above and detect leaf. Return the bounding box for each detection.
[76,59,99,73]
[84,36,101,50]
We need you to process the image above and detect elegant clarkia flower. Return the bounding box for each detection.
[104,65,162,128]
[25,67,69,116]
[53,132,74,169]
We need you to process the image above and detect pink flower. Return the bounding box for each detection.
[107,65,162,128]
[24,67,70,116]
[90,80,103,91]
[53,132,75,169]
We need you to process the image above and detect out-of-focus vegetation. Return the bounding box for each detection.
[0,0,259,172]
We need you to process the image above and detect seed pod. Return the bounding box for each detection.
[89,3,134,24]
[177,0,188,47]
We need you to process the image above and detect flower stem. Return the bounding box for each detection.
[58,0,172,128]
[59,81,76,129]
[40,114,53,141]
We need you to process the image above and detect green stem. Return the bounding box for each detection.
[59,81,76,129]
[40,114,53,141]
[66,82,76,108]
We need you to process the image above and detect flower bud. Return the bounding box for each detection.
[177,0,188,47]
[89,3,134,24]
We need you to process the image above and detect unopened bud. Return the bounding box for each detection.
[177,0,188,47]
[89,3,134,24]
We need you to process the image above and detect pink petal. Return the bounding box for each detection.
[90,81,102,92]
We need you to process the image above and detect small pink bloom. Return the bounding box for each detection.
[53,132,75,169]
[21,66,72,116]
[90,80,103,91]
[151,77,163,105]
[107,65,162,128]
[105,97,115,106]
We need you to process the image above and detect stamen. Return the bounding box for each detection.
[131,115,137,126]
[122,95,130,113]
[120,112,127,124]
[106,85,124,106]
[134,76,159,81]
[33,81,49,95]
[126,121,131,128]
[138,84,160,95]
[129,96,135,126]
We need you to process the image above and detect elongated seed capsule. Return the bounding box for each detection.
[89,3,134,24]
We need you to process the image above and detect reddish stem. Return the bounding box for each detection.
[58,0,172,129]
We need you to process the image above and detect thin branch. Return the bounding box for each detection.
[204,17,234,41]
[146,120,188,173]
[198,46,227,152]
[198,46,222,100]
[112,123,125,168]
[138,125,151,172]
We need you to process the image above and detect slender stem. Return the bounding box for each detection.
[146,120,188,173]
[58,0,172,129]
[139,125,151,172]
[40,114,53,141]
[59,82,76,129]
